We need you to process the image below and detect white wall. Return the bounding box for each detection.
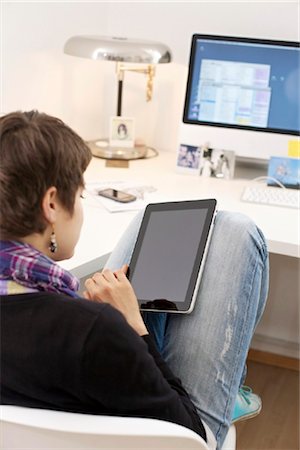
[1,1,299,152]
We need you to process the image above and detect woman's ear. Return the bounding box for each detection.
[42,186,59,224]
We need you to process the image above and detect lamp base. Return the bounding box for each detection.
[88,139,148,160]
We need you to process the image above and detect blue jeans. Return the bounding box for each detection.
[105,210,269,449]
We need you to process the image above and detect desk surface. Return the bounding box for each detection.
[60,152,299,277]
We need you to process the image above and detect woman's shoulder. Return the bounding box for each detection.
[1,291,120,323]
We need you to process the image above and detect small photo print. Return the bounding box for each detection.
[267,156,300,189]
[109,117,135,148]
[177,144,201,171]
[199,148,235,179]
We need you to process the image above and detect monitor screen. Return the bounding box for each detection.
[183,35,300,136]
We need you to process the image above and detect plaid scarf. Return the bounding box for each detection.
[0,240,80,298]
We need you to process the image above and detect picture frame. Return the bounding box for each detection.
[109,116,135,148]
[176,144,202,174]
[267,156,300,189]
[199,148,235,179]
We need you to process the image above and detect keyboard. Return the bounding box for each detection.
[241,185,299,209]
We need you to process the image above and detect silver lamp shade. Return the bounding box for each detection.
[64,35,172,64]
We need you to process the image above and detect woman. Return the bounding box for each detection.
[117,123,128,139]
[0,111,268,450]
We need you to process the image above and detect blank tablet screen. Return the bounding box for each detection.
[128,200,217,312]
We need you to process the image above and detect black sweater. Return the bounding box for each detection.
[0,292,206,441]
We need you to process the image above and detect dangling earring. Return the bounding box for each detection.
[49,228,58,253]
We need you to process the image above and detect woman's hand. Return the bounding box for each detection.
[84,265,148,336]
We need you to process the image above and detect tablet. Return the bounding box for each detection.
[128,199,217,314]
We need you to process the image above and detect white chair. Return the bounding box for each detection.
[0,405,236,450]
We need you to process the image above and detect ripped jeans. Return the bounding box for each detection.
[105,210,269,449]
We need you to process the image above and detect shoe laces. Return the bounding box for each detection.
[238,385,253,405]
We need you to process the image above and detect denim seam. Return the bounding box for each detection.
[215,251,260,445]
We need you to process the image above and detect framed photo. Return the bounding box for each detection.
[267,156,300,189]
[199,148,235,179]
[176,144,202,174]
[109,116,135,148]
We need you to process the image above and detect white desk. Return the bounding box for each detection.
[60,151,299,278]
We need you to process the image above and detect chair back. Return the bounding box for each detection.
[1,405,211,450]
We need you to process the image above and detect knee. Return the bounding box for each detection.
[216,210,255,230]
[215,211,268,260]
[214,211,251,247]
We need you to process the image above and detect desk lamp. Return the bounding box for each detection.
[64,35,172,161]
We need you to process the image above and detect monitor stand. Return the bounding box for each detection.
[234,156,269,179]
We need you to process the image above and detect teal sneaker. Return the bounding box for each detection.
[232,386,262,423]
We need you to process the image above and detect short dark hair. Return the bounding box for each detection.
[0,111,92,239]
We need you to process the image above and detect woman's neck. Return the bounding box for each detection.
[18,230,54,260]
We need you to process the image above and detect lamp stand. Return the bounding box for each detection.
[117,78,123,116]
[88,139,149,164]
[90,62,157,161]
[116,62,155,116]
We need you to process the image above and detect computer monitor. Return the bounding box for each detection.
[180,34,299,162]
